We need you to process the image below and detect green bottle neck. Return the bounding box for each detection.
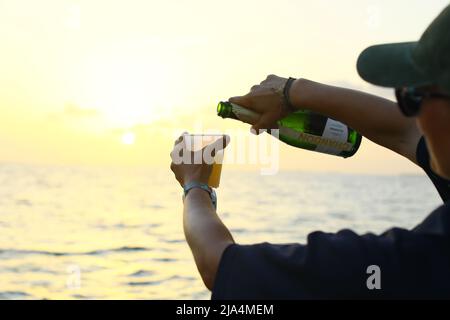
[217,102,238,120]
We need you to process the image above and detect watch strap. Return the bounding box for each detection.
[183,181,217,209]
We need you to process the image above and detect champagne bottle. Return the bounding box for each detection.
[217,101,362,158]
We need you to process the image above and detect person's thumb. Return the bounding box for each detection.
[203,135,230,163]
[229,95,252,109]
[250,113,278,135]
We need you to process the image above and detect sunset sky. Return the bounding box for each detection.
[1,0,448,173]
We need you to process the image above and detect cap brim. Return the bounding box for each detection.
[357,42,432,89]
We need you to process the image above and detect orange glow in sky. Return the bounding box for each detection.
[1,0,448,173]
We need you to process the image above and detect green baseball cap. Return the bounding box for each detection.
[357,5,450,94]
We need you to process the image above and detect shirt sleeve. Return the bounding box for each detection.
[211,228,425,300]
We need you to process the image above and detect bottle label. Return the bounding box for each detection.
[279,120,352,154]
[315,118,349,155]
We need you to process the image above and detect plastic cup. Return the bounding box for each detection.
[184,134,226,188]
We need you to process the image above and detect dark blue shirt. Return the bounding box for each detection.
[417,136,450,202]
[212,137,450,299]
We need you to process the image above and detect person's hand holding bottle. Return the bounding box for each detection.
[228,74,295,134]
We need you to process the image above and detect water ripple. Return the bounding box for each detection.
[0,246,152,258]
[127,280,162,286]
[129,270,155,277]
[15,199,32,206]
[0,291,30,299]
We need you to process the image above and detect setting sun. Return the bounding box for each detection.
[121,132,136,145]
[73,49,171,128]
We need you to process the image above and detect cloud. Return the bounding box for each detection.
[46,104,101,124]
[63,104,100,118]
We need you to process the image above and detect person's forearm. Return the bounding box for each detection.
[183,188,234,290]
[290,79,421,159]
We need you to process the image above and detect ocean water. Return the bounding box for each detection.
[0,164,443,299]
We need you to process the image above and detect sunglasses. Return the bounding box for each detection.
[395,87,450,117]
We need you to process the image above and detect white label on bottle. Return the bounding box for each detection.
[315,118,349,155]
[280,126,352,153]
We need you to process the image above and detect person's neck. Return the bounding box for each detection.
[430,157,450,180]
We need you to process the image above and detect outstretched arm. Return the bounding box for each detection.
[229,75,421,164]
[290,78,421,163]
[183,188,234,290]
[170,133,234,290]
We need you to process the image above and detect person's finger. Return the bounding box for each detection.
[173,137,182,147]
[177,132,189,158]
[223,134,230,148]
[204,135,231,158]
[172,133,189,161]
[251,112,279,135]
[170,145,184,161]
[228,95,252,109]
[214,135,230,151]
[174,131,188,146]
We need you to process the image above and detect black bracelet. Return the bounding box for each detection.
[283,77,297,113]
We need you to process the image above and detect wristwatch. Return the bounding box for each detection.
[183,181,217,209]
